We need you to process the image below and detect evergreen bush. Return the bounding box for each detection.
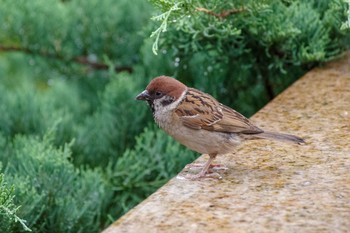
[0,0,153,68]
[73,72,151,167]
[1,133,111,232]
[107,126,196,217]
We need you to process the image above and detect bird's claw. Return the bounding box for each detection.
[185,163,228,171]
[177,170,223,180]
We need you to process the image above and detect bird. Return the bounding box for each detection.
[136,76,304,180]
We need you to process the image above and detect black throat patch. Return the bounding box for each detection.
[147,100,155,113]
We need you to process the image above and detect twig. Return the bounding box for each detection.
[74,56,133,73]
[0,45,132,73]
[195,7,245,19]
[0,206,32,232]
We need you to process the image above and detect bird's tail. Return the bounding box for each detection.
[254,131,305,144]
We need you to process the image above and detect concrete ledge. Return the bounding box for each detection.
[103,52,350,233]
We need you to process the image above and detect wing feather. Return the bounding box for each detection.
[175,88,263,134]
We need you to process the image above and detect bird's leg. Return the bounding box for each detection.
[178,154,223,180]
[197,154,217,176]
[184,154,227,171]
[185,163,227,170]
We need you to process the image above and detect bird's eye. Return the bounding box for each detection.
[155,91,162,97]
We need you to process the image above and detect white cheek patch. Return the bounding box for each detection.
[153,90,187,117]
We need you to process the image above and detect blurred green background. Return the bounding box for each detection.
[0,0,349,232]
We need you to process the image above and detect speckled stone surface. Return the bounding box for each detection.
[103,52,350,233]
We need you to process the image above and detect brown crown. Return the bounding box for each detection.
[146,76,187,99]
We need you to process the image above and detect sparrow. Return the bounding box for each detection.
[136,76,304,179]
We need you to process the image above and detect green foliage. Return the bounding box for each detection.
[107,126,196,217]
[1,133,111,233]
[0,53,96,148]
[73,72,151,166]
[341,0,350,30]
[150,0,350,115]
[0,53,160,229]
[0,173,31,232]
[0,0,153,67]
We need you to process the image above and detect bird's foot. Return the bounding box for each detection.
[176,167,223,180]
[178,154,225,180]
[185,163,228,171]
[177,171,222,180]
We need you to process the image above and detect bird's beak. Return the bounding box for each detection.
[136,90,151,101]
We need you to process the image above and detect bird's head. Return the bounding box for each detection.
[136,76,187,113]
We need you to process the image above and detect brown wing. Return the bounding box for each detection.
[175,88,263,134]
[213,104,263,134]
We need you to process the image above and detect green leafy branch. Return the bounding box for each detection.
[341,0,350,30]
[0,206,32,232]
[150,1,248,55]
[150,2,182,55]
[0,174,31,232]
